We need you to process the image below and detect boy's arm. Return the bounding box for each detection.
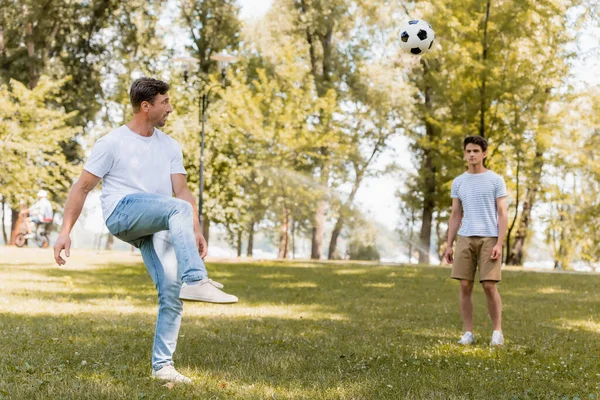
[491,196,508,260]
[444,198,463,264]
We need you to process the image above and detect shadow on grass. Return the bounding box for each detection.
[1,261,600,399]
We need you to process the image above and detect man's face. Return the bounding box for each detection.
[464,143,486,165]
[144,93,173,127]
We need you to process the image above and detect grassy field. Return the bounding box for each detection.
[1,247,599,399]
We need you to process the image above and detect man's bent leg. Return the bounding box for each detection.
[481,281,502,332]
[459,280,474,332]
[139,231,184,371]
[107,193,206,283]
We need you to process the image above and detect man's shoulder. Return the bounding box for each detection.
[96,126,127,144]
[154,129,180,147]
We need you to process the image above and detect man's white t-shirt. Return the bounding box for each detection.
[84,125,187,221]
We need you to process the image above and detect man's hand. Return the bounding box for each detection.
[54,233,71,266]
[491,244,502,260]
[444,247,454,264]
[194,228,208,259]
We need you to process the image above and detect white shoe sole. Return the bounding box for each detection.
[179,293,239,303]
[152,375,192,384]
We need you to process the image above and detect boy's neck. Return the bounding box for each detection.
[467,164,487,174]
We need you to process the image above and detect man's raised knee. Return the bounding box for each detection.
[174,199,193,214]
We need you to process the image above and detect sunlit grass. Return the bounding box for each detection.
[1,248,600,399]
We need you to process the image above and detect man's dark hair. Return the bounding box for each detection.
[129,78,170,112]
[463,135,488,152]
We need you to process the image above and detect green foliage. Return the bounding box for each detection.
[0,77,81,205]
[398,0,587,264]
[347,241,380,261]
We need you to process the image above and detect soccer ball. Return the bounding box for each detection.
[399,19,435,56]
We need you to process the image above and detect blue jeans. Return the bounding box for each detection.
[106,193,208,370]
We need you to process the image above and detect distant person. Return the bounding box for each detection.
[24,190,53,238]
[444,136,508,346]
[53,77,238,384]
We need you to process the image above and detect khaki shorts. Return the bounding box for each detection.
[451,236,501,282]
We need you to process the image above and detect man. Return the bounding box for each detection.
[444,135,508,346]
[24,189,53,237]
[53,77,238,384]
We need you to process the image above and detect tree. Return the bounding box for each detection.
[176,0,242,242]
[401,0,583,264]
[0,77,80,244]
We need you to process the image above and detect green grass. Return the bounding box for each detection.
[1,249,600,399]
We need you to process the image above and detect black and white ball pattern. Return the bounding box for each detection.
[399,19,435,56]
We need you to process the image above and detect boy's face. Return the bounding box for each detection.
[464,143,486,165]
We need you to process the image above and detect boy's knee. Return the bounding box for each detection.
[481,281,497,294]
[460,280,474,293]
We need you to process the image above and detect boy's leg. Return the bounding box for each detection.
[138,231,184,371]
[451,236,478,333]
[107,193,206,283]
[459,280,474,332]
[480,237,503,332]
[481,281,502,331]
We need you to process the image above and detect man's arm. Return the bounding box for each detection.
[171,173,207,258]
[444,198,463,264]
[53,170,101,265]
[491,196,508,260]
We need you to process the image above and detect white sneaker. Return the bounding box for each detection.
[152,365,192,384]
[490,330,504,346]
[179,278,238,303]
[458,331,475,345]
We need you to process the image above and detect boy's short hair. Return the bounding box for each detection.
[463,135,488,152]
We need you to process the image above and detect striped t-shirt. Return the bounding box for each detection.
[451,170,508,237]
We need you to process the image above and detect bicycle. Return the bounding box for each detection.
[14,212,50,248]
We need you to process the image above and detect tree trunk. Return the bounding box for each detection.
[202,218,210,245]
[479,0,491,138]
[247,221,254,257]
[507,182,537,265]
[300,3,334,260]
[311,200,326,259]
[418,192,434,264]
[328,174,364,259]
[25,18,38,89]
[507,90,550,265]
[105,234,114,250]
[328,216,344,260]
[291,220,296,259]
[418,60,437,265]
[236,229,242,257]
[278,211,290,259]
[436,213,446,264]
[311,162,329,260]
[1,197,7,245]
[0,24,4,56]
[505,152,521,264]
[328,156,378,260]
